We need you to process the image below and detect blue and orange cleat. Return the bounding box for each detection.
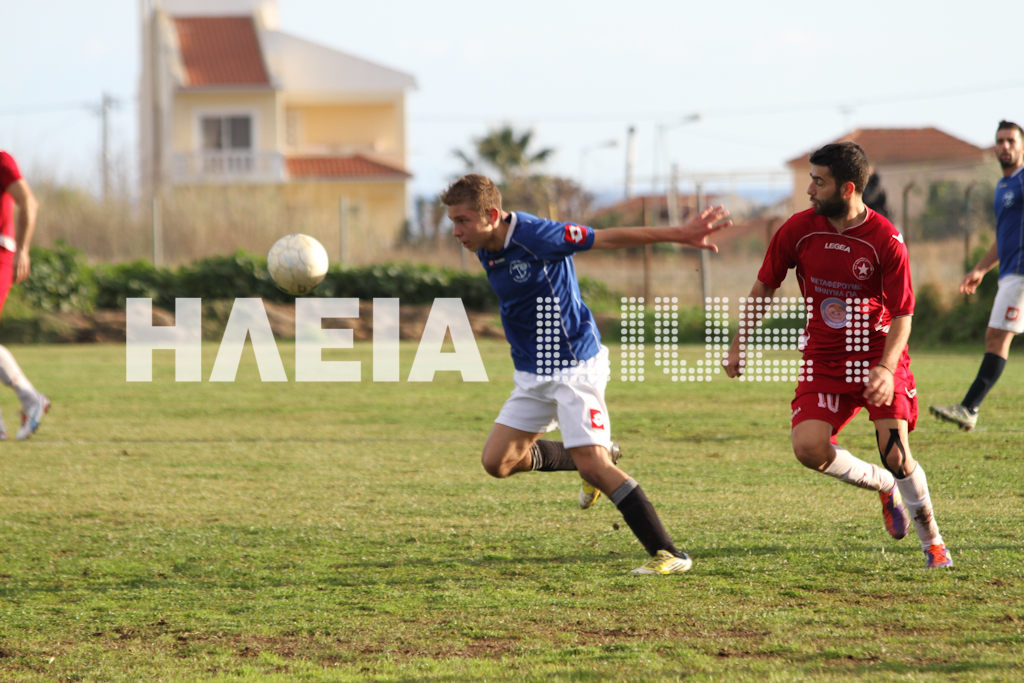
[879,483,910,540]
[924,543,953,569]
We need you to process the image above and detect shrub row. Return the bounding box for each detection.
[13,243,1001,350]
[16,242,501,312]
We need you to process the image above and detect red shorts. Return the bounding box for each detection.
[791,373,918,440]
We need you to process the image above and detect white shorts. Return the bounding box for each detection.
[988,273,1024,333]
[494,346,612,449]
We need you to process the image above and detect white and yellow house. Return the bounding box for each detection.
[139,0,416,264]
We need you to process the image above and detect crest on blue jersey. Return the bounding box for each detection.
[510,259,531,283]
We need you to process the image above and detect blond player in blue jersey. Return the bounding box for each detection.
[441,173,730,574]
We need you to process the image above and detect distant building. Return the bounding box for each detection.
[786,128,995,232]
[588,193,728,228]
[139,0,416,263]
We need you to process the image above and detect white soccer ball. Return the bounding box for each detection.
[267,233,329,295]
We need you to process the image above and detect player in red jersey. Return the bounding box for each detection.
[0,151,50,440]
[724,142,951,569]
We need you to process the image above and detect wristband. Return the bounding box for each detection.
[876,362,894,374]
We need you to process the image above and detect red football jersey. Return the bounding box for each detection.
[0,151,22,242]
[756,208,914,390]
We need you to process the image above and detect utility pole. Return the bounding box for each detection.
[697,182,711,303]
[901,180,916,248]
[98,92,117,201]
[624,126,637,200]
[147,0,164,265]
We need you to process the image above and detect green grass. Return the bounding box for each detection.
[1,341,1023,681]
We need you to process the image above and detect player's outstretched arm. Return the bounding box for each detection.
[590,205,732,251]
[960,242,999,295]
[723,280,776,378]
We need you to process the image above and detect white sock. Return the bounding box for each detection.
[896,465,944,549]
[0,345,37,407]
[823,446,895,492]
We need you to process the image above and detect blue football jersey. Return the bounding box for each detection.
[478,212,602,373]
[994,167,1024,278]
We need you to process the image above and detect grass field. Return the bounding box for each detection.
[1,340,1022,681]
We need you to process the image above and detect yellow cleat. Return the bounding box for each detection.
[630,549,693,575]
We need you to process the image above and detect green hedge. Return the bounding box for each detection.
[16,243,503,313]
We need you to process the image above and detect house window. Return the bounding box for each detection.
[285,110,302,149]
[201,115,252,151]
[199,115,253,174]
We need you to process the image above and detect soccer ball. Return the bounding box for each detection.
[267,233,329,295]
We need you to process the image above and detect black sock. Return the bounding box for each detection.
[530,440,576,471]
[614,483,680,557]
[962,352,1007,411]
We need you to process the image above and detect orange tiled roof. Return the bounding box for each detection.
[286,155,411,179]
[787,127,987,166]
[174,17,270,87]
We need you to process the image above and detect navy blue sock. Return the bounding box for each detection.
[962,352,1006,411]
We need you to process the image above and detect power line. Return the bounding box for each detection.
[412,80,1024,125]
[0,101,95,117]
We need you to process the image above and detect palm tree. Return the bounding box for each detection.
[454,125,554,185]
[454,125,557,214]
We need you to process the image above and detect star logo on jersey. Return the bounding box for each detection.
[589,409,606,430]
[852,257,874,280]
[564,224,586,245]
[510,259,531,283]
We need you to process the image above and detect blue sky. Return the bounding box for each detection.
[2,0,1019,201]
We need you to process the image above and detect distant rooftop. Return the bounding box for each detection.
[170,14,415,94]
[174,16,270,87]
[286,155,411,179]
[787,127,987,166]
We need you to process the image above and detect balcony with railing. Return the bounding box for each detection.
[171,151,286,184]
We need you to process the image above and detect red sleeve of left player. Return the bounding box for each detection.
[0,152,21,193]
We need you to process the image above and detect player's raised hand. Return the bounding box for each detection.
[722,344,743,378]
[959,269,984,295]
[673,205,732,252]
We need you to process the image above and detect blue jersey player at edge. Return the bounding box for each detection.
[440,173,731,575]
[930,120,1024,432]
